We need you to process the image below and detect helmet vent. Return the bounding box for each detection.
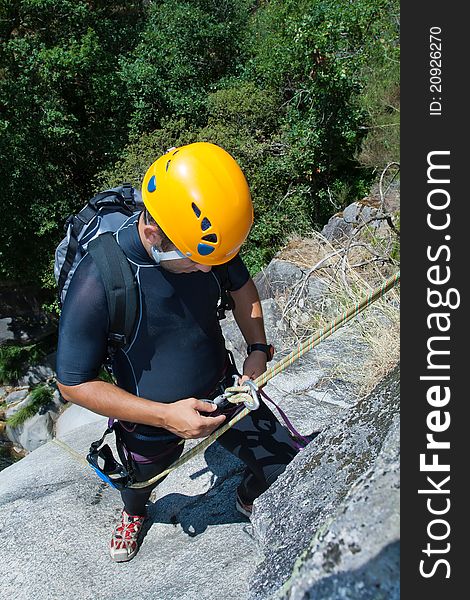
[197,243,215,256]
[166,160,171,172]
[192,202,201,218]
[201,217,211,231]
[147,175,157,193]
[202,234,217,243]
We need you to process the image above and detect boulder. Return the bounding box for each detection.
[16,361,55,387]
[0,284,56,345]
[6,411,54,452]
[0,385,12,401]
[321,215,354,242]
[254,259,305,301]
[322,199,395,243]
[221,298,297,368]
[55,404,108,439]
[281,420,399,600]
[4,388,29,405]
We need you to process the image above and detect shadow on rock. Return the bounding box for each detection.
[143,442,250,537]
[145,431,322,539]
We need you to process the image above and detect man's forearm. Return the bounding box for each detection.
[57,379,169,428]
[57,379,227,439]
[231,278,267,344]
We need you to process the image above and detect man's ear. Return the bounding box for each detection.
[142,224,160,247]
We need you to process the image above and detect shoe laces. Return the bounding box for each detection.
[115,511,145,541]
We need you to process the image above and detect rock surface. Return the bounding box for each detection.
[0,365,399,600]
[0,419,256,600]
[55,403,108,439]
[0,257,399,599]
[6,411,54,452]
[248,367,400,600]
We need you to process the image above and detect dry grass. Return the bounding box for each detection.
[276,224,400,397]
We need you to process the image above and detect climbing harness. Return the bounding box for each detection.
[52,271,400,491]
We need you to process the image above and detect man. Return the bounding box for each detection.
[56,142,298,562]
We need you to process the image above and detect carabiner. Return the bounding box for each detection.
[241,379,260,410]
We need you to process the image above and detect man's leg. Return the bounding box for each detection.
[216,399,299,507]
[117,441,184,516]
[110,429,184,562]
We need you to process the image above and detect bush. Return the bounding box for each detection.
[120,0,254,133]
[0,0,145,285]
[6,384,54,428]
[0,344,45,384]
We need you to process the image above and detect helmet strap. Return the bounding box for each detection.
[151,245,187,265]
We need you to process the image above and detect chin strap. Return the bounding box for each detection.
[151,245,189,264]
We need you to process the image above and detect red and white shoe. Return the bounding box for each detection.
[109,510,146,562]
[235,489,253,519]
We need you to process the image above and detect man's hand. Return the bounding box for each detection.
[162,398,226,439]
[240,351,267,384]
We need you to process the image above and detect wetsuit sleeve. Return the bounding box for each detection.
[225,254,250,291]
[56,254,110,386]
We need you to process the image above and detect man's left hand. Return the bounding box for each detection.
[240,351,267,384]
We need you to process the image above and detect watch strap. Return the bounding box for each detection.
[247,343,274,361]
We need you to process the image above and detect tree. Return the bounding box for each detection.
[0,0,145,284]
[121,0,254,133]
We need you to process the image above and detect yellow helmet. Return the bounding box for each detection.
[141,142,253,265]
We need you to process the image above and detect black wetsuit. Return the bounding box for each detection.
[56,212,298,515]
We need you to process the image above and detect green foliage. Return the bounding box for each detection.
[0,0,145,284]
[0,343,44,384]
[2,0,399,286]
[6,384,53,428]
[98,367,116,385]
[120,0,254,133]
[357,37,400,169]
[95,118,198,190]
[244,0,398,220]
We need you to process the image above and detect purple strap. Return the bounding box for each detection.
[109,417,180,464]
[259,389,310,450]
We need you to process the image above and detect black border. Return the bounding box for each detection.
[401,4,466,596]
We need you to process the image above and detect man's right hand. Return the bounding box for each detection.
[161,398,226,439]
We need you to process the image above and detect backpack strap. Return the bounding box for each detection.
[87,232,138,351]
[214,263,235,320]
[57,203,97,302]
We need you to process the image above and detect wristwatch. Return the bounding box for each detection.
[246,343,275,361]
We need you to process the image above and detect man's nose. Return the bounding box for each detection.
[194,263,212,273]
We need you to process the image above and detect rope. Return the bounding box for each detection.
[127,271,400,489]
[51,437,90,468]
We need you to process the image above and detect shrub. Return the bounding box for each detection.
[0,344,44,385]
[6,384,54,428]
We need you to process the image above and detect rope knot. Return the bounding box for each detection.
[224,380,260,410]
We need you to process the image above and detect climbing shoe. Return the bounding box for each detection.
[109,510,146,562]
[235,488,253,519]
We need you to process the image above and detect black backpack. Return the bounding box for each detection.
[54,184,142,357]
